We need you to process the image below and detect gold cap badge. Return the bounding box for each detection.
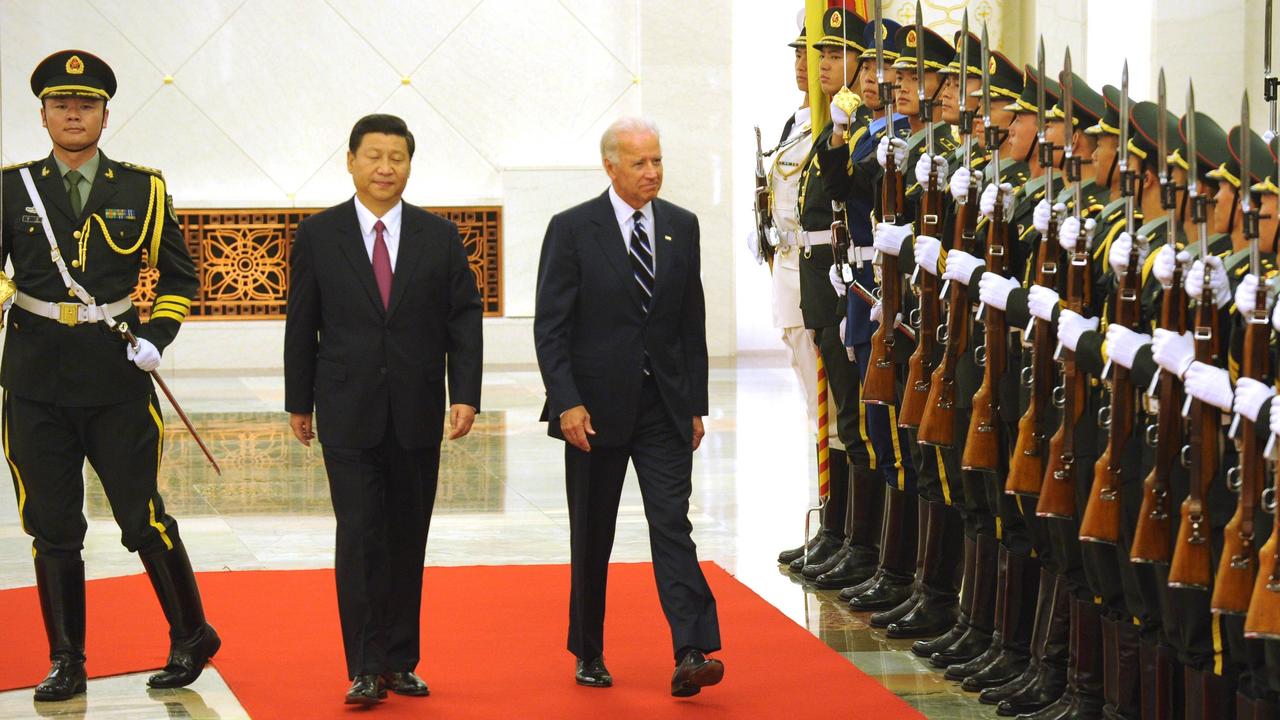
[830,10,842,28]
[989,56,997,74]
[66,55,84,75]
[906,30,918,48]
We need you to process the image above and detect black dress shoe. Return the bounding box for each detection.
[33,658,86,702]
[575,657,612,688]
[383,671,430,696]
[345,674,386,706]
[671,650,724,697]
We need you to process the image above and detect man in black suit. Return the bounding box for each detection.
[284,114,483,706]
[534,117,724,697]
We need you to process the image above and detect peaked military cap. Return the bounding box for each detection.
[941,32,980,76]
[859,19,902,62]
[1128,100,1178,162]
[812,8,867,53]
[1085,85,1132,137]
[30,49,115,101]
[1250,138,1279,194]
[1208,126,1272,190]
[1048,73,1105,128]
[788,9,806,48]
[891,24,954,71]
[1172,112,1230,180]
[1006,65,1060,115]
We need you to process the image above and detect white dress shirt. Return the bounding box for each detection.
[353,196,403,271]
[608,186,655,265]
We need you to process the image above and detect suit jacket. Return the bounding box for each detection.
[284,199,483,449]
[534,190,708,446]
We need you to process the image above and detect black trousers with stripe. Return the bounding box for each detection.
[3,390,179,558]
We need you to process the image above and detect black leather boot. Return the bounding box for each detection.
[885,498,961,638]
[913,532,974,658]
[982,565,1055,705]
[931,533,997,668]
[963,550,1039,691]
[1101,617,1141,719]
[1183,667,1234,720]
[815,465,882,588]
[946,542,1006,682]
[142,543,221,688]
[1053,596,1104,719]
[847,485,916,607]
[779,444,829,565]
[1002,575,1072,717]
[790,449,849,573]
[32,556,87,702]
[871,495,930,629]
[1253,695,1278,720]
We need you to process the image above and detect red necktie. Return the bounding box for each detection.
[372,219,393,308]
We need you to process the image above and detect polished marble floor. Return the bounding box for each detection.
[0,354,996,718]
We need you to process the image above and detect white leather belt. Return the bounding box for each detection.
[849,246,877,262]
[800,231,876,262]
[13,291,133,327]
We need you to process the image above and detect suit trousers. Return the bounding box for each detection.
[3,390,178,559]
[322,417,440,679]
[565,375,720,661]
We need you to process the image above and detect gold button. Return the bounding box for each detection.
[73,230,81,239]
[71,260,81,268]
[68,289,76,297]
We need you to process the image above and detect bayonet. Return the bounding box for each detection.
[1267,0,1276,136]
[1038,37,1052,197]
[1245,92,1260,277]
[982,22,999,186]
[1121,61,1135,237]
[959,9,972,170]
[917,0,933,156]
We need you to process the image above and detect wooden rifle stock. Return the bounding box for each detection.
[961,191,1009,472]
[863,146,908,406]
[900,176,944,428]
[1080,246,1142,544]
[1168,291,1222,589]
[919,183,980,446]
[1131,261,1187,564]
[1244,505,1280,638]
[1210,281,1269,614]
[1007,217,1061,496]
[753,128,774,264]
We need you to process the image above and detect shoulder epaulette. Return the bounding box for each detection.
[119,161,164,177]
[2,160,37,173]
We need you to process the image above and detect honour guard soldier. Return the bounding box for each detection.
[1,51,214,701]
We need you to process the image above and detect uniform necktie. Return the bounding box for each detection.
[629,210,654,312]
[65,169,84,217]
[372,220,393,309]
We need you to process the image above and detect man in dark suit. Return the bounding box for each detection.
[284,114,483,707]
[534,117,724,697]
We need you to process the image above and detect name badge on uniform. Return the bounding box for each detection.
[104,208,137,220]
[22,214,41,224]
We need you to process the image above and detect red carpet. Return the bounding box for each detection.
[0,562,921,718]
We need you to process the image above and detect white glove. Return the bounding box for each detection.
[877,137,908,169]
[914,235,941,276]
[1151,328,1195,377]
[950,167,981,203]
[1152,245,1178,286]
[1027,285,1060,322]
[747,230,764,264]
[979,182,1015,220]
[830,98,851,127]
[1186,257,1230,308]
[1233,377,1276,422]
[870,300,883,325]
[1033,201,1065,236]
[126,338,161,372]
[978,273,1021,311]
[1108,232,1149,275]
[874,222,913,257]
[839,316,848,341]
[1233,273,1272,317]
[1184,361,1234,411]
[943,249,984,284]
[1058,216,1096,252]
[1057,310,1099,352]
[829,263,847,297]
[1271,393,1280,437]
[1273,294,1280,331]
[915,153,948,187]
[1266,130,1277,144]
[1104,325,1151,370]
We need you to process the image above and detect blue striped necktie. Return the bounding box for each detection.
[629,210,654,312]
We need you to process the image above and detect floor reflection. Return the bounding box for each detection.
[0,357,995,718]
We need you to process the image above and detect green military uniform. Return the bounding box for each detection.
[1,49,217,702]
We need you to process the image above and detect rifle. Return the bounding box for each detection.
[1038,50,1089,520]
[1246,0,1280,638]
[901,6,965,429]
[1132,70,1183,564]
[862,0,909,407]
[1169,84,1221,589]
[1007,37,1058,496]
[1081,62,1137,544]
[753,126,774,265]
[1213,92,1267,615]
[962,23,1007,473]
